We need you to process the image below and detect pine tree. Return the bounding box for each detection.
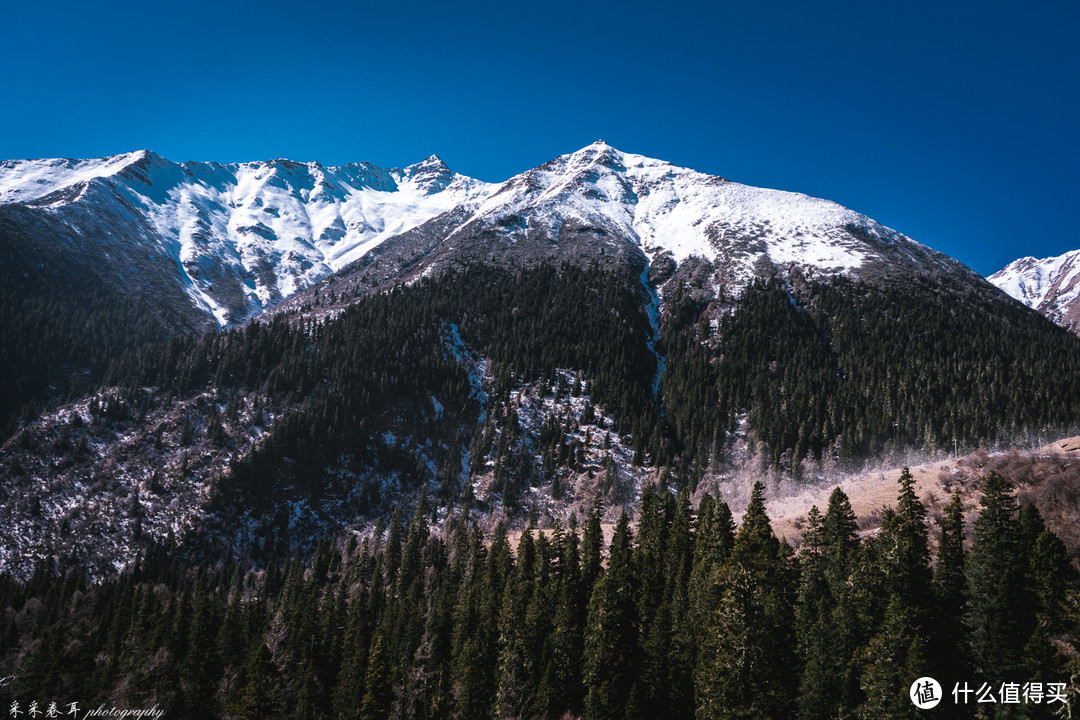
[583,512,637,720]
[857,597,927,720]
[822,489,862,714]
[385,506,405,584]
[536,519,586,719]
[1021,526,1073,686]
[582,493,605,594]
[359,636,393,720]
[227,643,284,719]
[627,598,673,720]
[696,482,797,719]
[891,468,932,617]
[634,482,669,631]
[967,472,1028,684]
[689,494,735,631]
[1029,528,1070,631]
[931,491,971,699]
[797,505,834,720]
[495,530,535,719]
[333,583,374,718]
[663,488,695,720]
[450,526,500,720]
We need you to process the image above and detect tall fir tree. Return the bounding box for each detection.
[696,482,797,720]
[966,472,1029,684]
[931,490,972,710]
[857,597,927,720]
[583,512,638,720]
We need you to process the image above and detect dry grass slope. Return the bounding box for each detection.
[764,437,1080,560]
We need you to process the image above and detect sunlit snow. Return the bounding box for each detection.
[0,141,944,325]
[448,140,923,291]
[0,150,495,325]
[989,250,1080,325]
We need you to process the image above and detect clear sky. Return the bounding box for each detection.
[3,0,1076,276]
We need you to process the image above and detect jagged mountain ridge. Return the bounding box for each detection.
[989,250,1080,335]
[0,150,494,325]
[1,142,984,328]
[276,140,980,316]
[6,140,984,443]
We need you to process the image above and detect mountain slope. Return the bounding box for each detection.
[0,150,493,435]
[989,250,1080,334]
[0,149,494,325]
[6,258,1080,577]
[5,142,1080,578]
[457,140,959,280]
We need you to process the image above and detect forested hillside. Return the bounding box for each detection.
[0,472,1073,719]
[7,261,1080,574]
[0,206,210,441]
[108,261,1080,489]
[661,274,1080,470]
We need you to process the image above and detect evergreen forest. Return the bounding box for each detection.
[95,261,1080,518]
[0,471,1074,719]
[5,262,1080,718]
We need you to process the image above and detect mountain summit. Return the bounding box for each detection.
[464,140,959,281]
[274,141,981,315]
[0,143,982,329]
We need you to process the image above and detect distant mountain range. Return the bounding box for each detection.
[989,251,1080,335]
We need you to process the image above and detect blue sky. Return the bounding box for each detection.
[3,0,1077,275]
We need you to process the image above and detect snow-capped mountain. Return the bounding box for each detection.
[988,251,1080,334]
[1,141,984,327]
[0,150,493,325]
[464,140,953,278]
[5,142,1080,579]
[277,140,978,314]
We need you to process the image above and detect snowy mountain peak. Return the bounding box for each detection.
[412,154,449,170]
[989,250,1080,333]
[568,141,673,169]
[438,143,955,293]
[1,144,974,331]
[395,154,457,195]
[0,150,496,325]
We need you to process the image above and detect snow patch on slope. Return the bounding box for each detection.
[639,265,666,395]
[0,151,147,204]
